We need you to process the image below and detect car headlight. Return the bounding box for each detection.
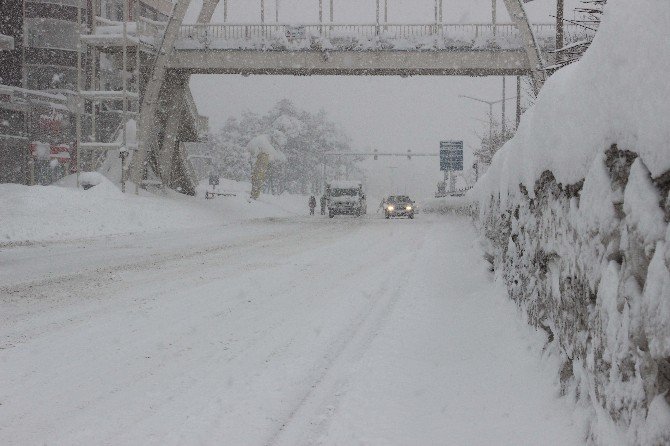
[387,206,394,211]
[406,205,412,211]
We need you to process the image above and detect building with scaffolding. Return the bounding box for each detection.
[0,0,207,187]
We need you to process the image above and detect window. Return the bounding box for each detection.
[26,65,78,91]
[24,18,79,51]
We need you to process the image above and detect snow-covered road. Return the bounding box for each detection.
[0,214,583,445]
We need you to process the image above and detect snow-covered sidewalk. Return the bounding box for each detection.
[0,177,305,244]
[0,215,583,445]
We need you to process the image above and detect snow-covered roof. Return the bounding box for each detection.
[328,180,362,189]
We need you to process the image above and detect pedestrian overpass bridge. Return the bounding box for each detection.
[102,21,586,76]
[84,0,590,195]
[168,22,585,76]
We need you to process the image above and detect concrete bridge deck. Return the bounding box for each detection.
[167,48,535,76]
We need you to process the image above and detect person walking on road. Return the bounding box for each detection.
[320,195,327,215]
[308,195,316,215]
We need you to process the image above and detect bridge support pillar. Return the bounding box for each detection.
[501,0,546,94]
[134,0,190,191]
[157,76,187,185]
[198,0,220,22]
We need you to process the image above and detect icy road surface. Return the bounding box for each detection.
[0,215,582,445]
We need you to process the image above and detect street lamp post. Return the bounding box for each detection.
[459,93,516,149]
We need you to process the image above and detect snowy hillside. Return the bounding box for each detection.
[474,1,670,444]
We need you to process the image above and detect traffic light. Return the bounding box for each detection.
[407,149,412,160]
[373,149,378,160]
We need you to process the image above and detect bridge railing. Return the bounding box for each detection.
[177,23,590,48]
[91,16,167,48]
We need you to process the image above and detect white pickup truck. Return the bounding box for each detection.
[325,181,367,218]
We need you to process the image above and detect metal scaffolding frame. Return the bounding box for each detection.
[76,0,141,192]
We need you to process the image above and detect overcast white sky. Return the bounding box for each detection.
[189,0,582,199]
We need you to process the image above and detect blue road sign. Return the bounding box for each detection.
[440,140,463,171]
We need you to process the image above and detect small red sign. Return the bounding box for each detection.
[50,144,71,163]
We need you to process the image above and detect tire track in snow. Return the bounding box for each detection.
[0,220,359,351]
[265,224,427,446]
[82,219,394,445]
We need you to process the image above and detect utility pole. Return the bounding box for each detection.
[261,0,265,23]
[75,0,82,188]
[556,0,564,63]
[319,0,323,23]
[438,0,443,23]
[322,156,327,192]
[384,0,388,24]
[329,0,333,22]
[501,77,506,140]
[275,0,279,22]
[516,76,522,128]
[224,0,228,21]
[121,0,128,192]
[459,94,515,150]
[492,0,497,36]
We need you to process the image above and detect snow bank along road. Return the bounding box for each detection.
[0,214,583,445]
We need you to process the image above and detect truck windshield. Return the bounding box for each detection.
[331,188,358,197]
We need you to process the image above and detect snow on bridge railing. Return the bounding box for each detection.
[86,16,167,48]
[176,23,591,51]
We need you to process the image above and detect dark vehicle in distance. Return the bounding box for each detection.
[384,195,415,219]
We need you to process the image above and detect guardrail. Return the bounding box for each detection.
[178,22,589,45]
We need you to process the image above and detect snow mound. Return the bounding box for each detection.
[0,178,305,243]
[476,0,670,203]
[246,134,287,163]
[473,1,670,444]
[98,119,138,186]
[421,196,474,216]
[56,172,124,198]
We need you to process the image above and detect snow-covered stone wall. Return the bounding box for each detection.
[473,1,670,443]
[479,147,669,444]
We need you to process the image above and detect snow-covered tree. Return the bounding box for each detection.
[473,113,513,168]
[202,99,361,194]
[553,0,606,70]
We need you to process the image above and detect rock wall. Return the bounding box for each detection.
[479,145,670,444]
